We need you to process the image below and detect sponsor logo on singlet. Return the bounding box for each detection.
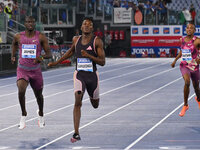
[86,46,92,50]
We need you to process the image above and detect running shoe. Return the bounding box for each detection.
[37,110,45,128]
[179,105,189,117]
[71,133,81,143]
[195,97,200,109]
[18,116,26,129]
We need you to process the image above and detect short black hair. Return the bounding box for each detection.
[83,17,94,24]
[187,21,195,26]
[25,16,35,22]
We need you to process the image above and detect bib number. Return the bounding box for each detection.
[181,49,192,63]
[22,44,37,58]
[77,58,93,72]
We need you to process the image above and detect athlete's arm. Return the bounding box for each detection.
[11,33,20,64]
[81,37,105,66]
[171,38,182,68]
[48,36,77,67]
[171,50,182,67]
[194,38,200,64]
[40,33,52,59]
[34,33,52,63]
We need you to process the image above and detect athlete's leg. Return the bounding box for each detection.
[17,79,28,116]
[73,91,84,135]
[88,71,99,109]
[192,80,200,99]
[72,71,85,142]
[29,69,44,116]
[183,73,190,106]
[33,88,44,116]
[191,70,200,108]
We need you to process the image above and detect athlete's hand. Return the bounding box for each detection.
[48,62,57,67]
[11,57,15,64]
[171,61,176,68]
[34,56,43,64]
[81,50,89,57]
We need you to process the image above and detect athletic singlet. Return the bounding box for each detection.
[180,36,199,71]
[18,31,42,70]
[75,35,98,72]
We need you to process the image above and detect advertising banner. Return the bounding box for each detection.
[182,25,200,36]
[131,25,182,57]
[114,8,132,24]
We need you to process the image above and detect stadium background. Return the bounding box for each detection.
[0,0,200,76]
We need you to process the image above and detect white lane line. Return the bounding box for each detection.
[0,147,9,150]
[0,58,169,87]
[0,61,166,97]
[0,58,137,82]
[0,62,172,111]
[0,61,147,89]
[0,67,179,133]
[0,89,73,112]
[124,94,195,150]
[35,77,182,150]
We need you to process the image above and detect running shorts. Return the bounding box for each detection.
[17,67,43,90]
[73,70,99,99]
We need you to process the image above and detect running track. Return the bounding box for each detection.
[0,58,200,150]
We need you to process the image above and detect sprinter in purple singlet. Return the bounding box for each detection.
[48,17,105,142]
[171,22,200,117]
[11,16,52,129]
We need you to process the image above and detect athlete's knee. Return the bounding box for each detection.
[18,88,26,97]
[184,81,190,87]
[35,91,43,99]
[90,98,99,109]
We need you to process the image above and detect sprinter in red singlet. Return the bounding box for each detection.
[171,22,200,117]
[11,16,52,129]
[48,17,105,142]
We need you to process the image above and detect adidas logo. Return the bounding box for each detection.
[86,46,92,50]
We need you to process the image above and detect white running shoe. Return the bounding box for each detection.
[18,116,26,130]
[37,110,45,128]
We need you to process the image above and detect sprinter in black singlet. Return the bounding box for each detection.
[48,17,105,143]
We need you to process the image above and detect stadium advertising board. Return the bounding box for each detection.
[131,25,182,57]
[182,25,200,36]
[114,8,132,24]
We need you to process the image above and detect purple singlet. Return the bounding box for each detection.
[180,36,199,81]
[17,31,43,90]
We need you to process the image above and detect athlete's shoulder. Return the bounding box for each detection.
[180,36,184,42]
[194,37,200,44]
[14,32,21,41]
[94,36,103,44]
[38,31,46,37]
[72,35,80,43]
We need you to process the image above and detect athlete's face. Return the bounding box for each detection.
[186,24,195,36]
[25,18,35,31]
[81,20,93,34]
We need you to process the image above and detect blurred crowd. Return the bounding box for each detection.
[0,0,18,27]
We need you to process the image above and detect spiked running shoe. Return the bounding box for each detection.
[18,116,26,129]
[71,133,81,143]
[37,110,45,128]
[195,97,200,109]
[179,105,189,117]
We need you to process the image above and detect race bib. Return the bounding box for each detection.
[181,49,192,63]
[77,58,93,72]
[22,44,37,58]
